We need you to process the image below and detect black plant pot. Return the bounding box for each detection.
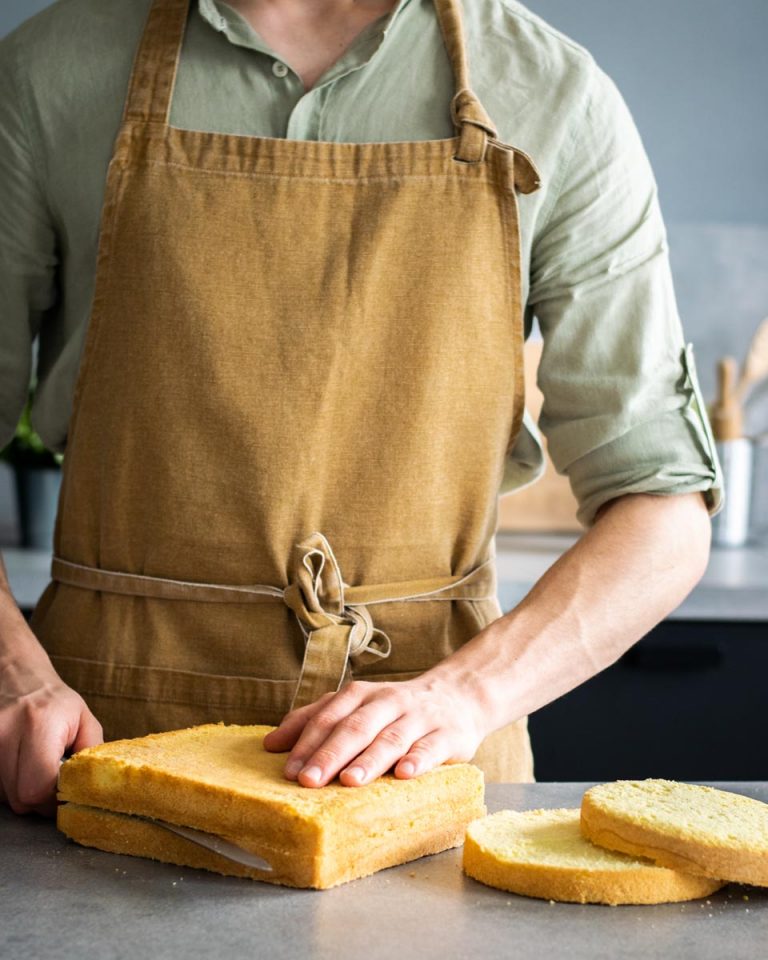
[13,466,62,550]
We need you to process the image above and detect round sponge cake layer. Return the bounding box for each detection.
[463,808,722,905]
[581,780,768,887]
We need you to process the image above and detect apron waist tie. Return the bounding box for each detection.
[50,532,497,710]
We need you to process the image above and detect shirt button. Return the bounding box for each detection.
[272,60,289,78]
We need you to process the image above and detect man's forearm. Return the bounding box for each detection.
[429,492,712,734]
[0,550,44,662]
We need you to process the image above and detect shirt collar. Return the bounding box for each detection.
[197,0,414,51]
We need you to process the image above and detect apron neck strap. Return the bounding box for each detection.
[122,0,190,125]
[433,0,499,162]
[121,0,498,162]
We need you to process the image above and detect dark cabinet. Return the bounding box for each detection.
[528,620,767,782]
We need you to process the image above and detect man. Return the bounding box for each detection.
[0,0,720,816]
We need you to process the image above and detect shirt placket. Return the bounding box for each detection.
[197,0,413,140]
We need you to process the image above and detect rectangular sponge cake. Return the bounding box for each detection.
[57,723,486,889]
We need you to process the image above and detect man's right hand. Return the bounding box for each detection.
[0,652,103,816]
[0,549,103,818]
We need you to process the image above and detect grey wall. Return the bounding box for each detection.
[1,0,767,541]
[532,0,768,436]
[0,0,50,36]
[533,0,768,224]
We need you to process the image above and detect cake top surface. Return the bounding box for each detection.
[583,779,768,851]
[467,808,670,872]
[58,723,481,819]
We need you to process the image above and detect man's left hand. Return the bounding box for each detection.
[262,675,487,788]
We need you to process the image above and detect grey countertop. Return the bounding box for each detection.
[5,532,767,621]
[1,782,766,960]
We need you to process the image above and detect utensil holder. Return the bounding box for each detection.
[712,438,753,547]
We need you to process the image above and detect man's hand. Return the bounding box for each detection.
[263,675,488,788]
[0,654,103,816]
[0,552,102,817]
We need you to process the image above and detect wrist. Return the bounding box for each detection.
[0,582,30,630]
[0,601,54,676]
[421,602,570,738]
[418,623,512,741]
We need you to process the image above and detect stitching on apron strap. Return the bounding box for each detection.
[50,532,496,711]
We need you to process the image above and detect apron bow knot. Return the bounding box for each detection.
[283,533,392,708]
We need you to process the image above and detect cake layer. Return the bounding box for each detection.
[463,808,724,905]
[581,780,768,887]
[58,803,472,888]
[57,723,486,888]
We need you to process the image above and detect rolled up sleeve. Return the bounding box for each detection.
[528,62,722,527]
[0,31,58,450]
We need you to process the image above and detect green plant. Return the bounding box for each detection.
[0,396,63,470]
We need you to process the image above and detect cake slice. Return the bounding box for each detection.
[581,779,768,887]
[57,723,485,889]
[463,808,723,905]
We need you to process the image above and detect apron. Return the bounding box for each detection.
[29,0,541,783]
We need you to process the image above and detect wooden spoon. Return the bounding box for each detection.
[710,356,743,441]
[737,316,768,403]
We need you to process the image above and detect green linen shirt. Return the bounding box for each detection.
[0,0,722,525]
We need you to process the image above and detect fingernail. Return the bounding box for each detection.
[399,760,416,777]
[301,765,323,784]
[344,766,366,784]
[285,759,303,778]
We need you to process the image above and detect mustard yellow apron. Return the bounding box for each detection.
[29,0,541,782]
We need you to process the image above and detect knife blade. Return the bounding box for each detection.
[139,815,274,871]
[58,759,273,872]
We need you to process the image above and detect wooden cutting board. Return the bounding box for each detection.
[497,339,582,533]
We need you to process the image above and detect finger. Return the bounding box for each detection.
[16,717,72,814]
[0,734,32,815]
[30,708,103,818]
[393,731,457,780]
[294,696,406,788]
[0,732,16,807]
[71,708,104,753]
[262,693,336,753]
[279,685,372,778]
[31,794,59,819]
[338,716,428,787]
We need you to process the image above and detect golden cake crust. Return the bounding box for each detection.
[581,780,768,887]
